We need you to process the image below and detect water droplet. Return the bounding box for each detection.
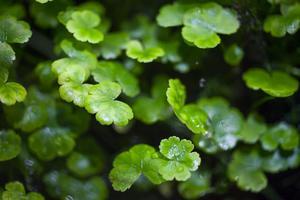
[65,195,74,200]
[25,159,34,167]
[199,78,206,88]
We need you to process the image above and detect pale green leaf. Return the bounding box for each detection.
[182,2,239,48]
[243,68,299,97]
[126,40,164,63]
[2,181,44,200]
[156,3,197,27]
[166,79,186,110]
[59,83,91,107]
[66,10,103,43]
[91,61,140,97]
[0,82,27,105]
[84,81,133,126]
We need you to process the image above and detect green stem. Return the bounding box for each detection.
[251,96,275,111]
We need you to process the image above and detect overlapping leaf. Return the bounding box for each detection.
[91,61,139,97]
[2,181,44,200]
[260,122,299,151]
[264,4,300,37]
[84,81,133,126]
[167,79,210,134]
[243,68,299,97]
[228,147,300,192]
[109,144,164,191]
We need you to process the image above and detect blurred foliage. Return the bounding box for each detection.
[0,0,299,199]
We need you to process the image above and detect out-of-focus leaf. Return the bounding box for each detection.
[0,130,21,161]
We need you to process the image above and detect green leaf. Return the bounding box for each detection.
[35,0,53,3]
[167,79,209,134]
[59,83,91,107]
[196,97,229,118]
[133,75,170,124]
[260,122,299,151]
[44,171,107,200]
[264,16,287,37]
[0,82,27,105]
[109,144,164,191]
[133,97,170,124]
[66,10,103,43]
[15,103,48,132]
[243,68,299,97]
[264,4,300,37]
[67,138,105,177]
[160,40,181,63]
[177,104,210,135]
[224,44,244,66]
[0,130,21,161]
[0,16,32,43]
[156,3,197,27]
[228,149,267,192]
[262,150,289,173]
[91,61,140,97]
[0,3,25,19]
[0,42,15,67]
[0,68,9,85]
[228,147,300,192]
[28,127,75,161]
[53,104,89,137]
[126,40,164,63]
[52,40,97,84]
[11,87,53,132]
[52,58,90,84]
[182,2,239,48]
[178,171,211,199]
[99,32,130,59]
[166,79,186,110]
[158,136,201,181]
[195,97,244,152]
[84,81,133,126]
[2,181,44,200]
[35,62,56,88]
[182,26,221,49]
[238,113,267,144]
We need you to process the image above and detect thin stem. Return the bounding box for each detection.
[251,96,275,111]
